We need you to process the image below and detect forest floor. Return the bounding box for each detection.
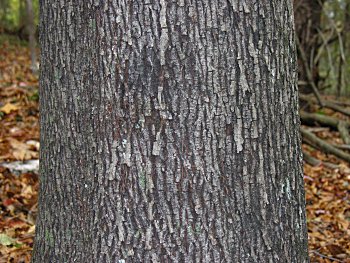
[0,36,349,263]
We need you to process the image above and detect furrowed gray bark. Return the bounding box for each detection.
[33,0,309,262]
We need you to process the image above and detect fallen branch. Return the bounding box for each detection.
[300,111,338,127]
[301,128,350,163]
[337,122,350,144]
[332,144,350,151]
[302,150,339,169]
[328,99,350,107]
[300,111,350,144]
[300,94,350,117]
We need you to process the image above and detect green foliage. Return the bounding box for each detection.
[0,0,20,30]
[0,33,27,46]
[0,0,39,31]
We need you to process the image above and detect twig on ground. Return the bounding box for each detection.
[310,250,344,262]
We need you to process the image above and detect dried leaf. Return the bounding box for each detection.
[0,103,18,114]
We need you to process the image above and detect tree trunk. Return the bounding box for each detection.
[25,0,38,75]
[293,0,325,94]
[33,1,309,262]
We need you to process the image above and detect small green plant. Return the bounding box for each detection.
[0,233,22,248]
[28,90,39,101]
[316,109,326,115]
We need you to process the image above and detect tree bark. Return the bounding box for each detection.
[33,1,309,262]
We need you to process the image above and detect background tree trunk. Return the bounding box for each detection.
[294,0,325,94]
[33,1,309,262]
[25,0,38,75]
